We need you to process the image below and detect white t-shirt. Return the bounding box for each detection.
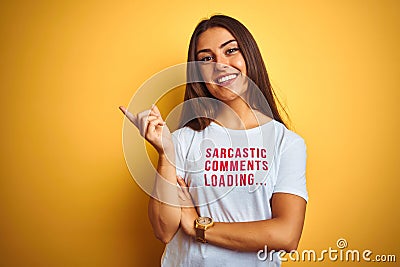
[161,120,308,267]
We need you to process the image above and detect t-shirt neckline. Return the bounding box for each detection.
[209,119,275,134]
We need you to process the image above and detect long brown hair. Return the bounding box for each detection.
[180,15,289,130]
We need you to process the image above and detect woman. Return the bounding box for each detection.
[120,15,308,267]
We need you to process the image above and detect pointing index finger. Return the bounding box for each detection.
[119,106,139,127]
[151,105,162,117]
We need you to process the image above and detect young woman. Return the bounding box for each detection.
[120,15,308,267]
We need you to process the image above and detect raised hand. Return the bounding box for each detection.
[119,105,173,156]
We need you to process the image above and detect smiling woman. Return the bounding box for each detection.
[195,27,248,103]
[180,15,287,132]
[119,15,308,267]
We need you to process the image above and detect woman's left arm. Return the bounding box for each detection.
[207,193,306,252]
[179,176,306,252]
[178,136,308,252]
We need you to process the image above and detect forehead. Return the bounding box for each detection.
[196,27,236,51]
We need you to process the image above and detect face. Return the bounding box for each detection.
[196,27,248,103]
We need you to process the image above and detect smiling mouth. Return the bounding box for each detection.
[214,73,239,85]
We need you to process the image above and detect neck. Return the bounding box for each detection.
[215,98,270,130]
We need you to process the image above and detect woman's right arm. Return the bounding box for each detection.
[119,105,181,244]
[148,153,181,243]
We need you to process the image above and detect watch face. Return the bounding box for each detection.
[197,217,212,225]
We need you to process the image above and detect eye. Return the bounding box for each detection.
[226,47,239,55]
[199,55,214,62]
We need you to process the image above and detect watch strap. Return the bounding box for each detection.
[195,227,206,243]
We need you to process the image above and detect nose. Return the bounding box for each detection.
[214,54,229,71]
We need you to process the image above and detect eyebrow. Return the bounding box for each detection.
[196,39,237,56]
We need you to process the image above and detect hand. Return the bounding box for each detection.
[119,105,173,155]
[177,176,198,238]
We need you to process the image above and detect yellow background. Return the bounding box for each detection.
[1,0,399,266]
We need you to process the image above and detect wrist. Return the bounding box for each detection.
[189,223,196,238]
[158,152,175,167]
[194,216,214,243]
[158,146,175,159]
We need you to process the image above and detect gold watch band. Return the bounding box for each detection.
[195,227,207,243]
[195,216,214,243]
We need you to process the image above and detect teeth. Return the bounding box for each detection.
[217,74,237,83]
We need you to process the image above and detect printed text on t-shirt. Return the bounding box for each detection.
[203,147,268,187]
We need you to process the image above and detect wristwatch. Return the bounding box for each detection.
[195,216,214,243]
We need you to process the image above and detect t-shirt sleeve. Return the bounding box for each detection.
[273,137,308,202]
[172,131,186,179]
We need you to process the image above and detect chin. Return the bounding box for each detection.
[215,94,242,103]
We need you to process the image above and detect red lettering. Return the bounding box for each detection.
[235,148,241,158]
[242,147,248,157]
[205,148,212,158]
[219,175,226,186]
[212,161,218,171]
[205,160,211,171]
[220,161,228,171]
[204,174,210,186]
[212,149,219,158]
[249,147,255,157]
[240,160,246,171]
[248,173,254,185]
[240,173,247,186]
[247,160,254,170]
[261,148,267,158]
[211,174,217,186]
[227,174,233,186]
[220,148,226,158]
[227,148,233,158]
[262,161,268,170]
[230,161,238,171]
[204,173,257,187]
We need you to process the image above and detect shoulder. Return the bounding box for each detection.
[272,120,306,153]
[171,126,202,150]
[172,123,219,139]
[172,126,198,140]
